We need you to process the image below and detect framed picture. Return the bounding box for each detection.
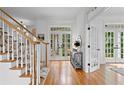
[38,34,45,40]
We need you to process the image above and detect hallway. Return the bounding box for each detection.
[44,61,124,85]
[1,7,124,85]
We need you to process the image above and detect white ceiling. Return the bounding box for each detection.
[2,7,84,20]
[102,7,124,17]
[3,7,124,22]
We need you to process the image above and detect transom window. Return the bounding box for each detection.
[50,27,71,31]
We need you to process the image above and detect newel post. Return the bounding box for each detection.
[31,28,37,85]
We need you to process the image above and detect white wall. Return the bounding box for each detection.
[103,16,124,23]
[34,18,75,41]
[74,9,87,71]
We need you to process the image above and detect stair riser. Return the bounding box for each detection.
[0,55,7,60]
[0,55,14,61]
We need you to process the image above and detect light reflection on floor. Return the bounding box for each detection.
[108,64,124,68]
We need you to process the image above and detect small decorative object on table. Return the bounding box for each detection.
[70,35,83,69]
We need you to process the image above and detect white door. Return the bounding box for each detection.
[104,24,124,63]
[89,26,99,72]
[115,31,124,63]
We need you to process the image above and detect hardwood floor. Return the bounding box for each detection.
[44,61,124,85]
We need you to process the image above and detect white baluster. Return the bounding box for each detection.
[0,15,1,52]
[30,43,32,74]
[21,35,23,68]
[7,26,10,59]
[2,20,5,53]
[25,39,28,75]
[16,32,19,67]
[0,21,1,52]
[32,44,34,85]
[36,45,38,85]
[37,45,41,85]
[12,29,14,60]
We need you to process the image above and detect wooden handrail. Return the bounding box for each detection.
[0,15,49,45]
[0,8,49,45]
[0,16,37,44]
[0,9,36,38]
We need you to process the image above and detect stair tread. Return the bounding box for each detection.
[0,52,8,55]
[20,72,32,78]
[10,65,26,70]
[0,59,16,62]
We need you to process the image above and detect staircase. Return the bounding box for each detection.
[0,9,49,85]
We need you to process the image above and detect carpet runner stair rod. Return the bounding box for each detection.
[0,9,49,85]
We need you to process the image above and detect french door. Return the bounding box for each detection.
[50,32,71,60]
[105,27,124,63]
[89,26,99,72]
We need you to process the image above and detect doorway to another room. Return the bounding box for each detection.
[50,26,71,60]
[104,24,124,63]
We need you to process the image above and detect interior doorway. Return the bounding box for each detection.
[50,26,71,60]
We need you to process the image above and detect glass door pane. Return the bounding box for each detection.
[50,33,71,60]
[117,32,121,59]
[90,26,99,72]
[121,32,124,58]
[115,31,124,62]
[105,31,115,62]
